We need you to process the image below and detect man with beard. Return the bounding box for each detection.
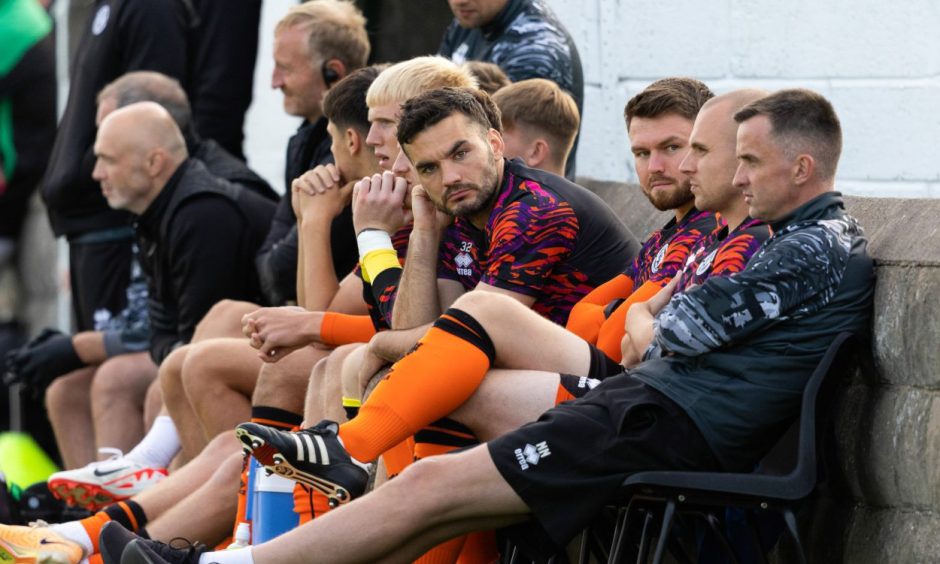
[565,77,720,363]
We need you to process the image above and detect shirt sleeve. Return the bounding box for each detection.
[652,224,852,357]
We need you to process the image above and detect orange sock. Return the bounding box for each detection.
[231,453,251,537]
[339,309,494,462]
[415,536,466,564]
[595,280,667,362]
[381,437,416,480]
[231,410,304,538]
[457,531,498,564]
[291,482,333,524]
[88,554,104,564]
[80,501,146,553]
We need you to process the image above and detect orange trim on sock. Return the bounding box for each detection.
[117,502,139,532]
[88,553,104,564]
[80,511,112,553]
[249,417,295,430]
[595,279,667,363]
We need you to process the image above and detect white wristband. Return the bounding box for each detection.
[357,229,394,260]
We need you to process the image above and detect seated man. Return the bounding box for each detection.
[492,78,579,177]
[4,70,277,481]
[107,88,873,564]
[40,102,274,510]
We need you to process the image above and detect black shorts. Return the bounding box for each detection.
[488,373,720,553]
[68,231,133,331]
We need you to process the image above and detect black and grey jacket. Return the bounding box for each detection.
[136,159,274,363]
[633,191,875,471]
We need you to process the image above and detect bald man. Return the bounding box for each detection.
[92,102,275,367]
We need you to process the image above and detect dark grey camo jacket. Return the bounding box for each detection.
[439,0,583,111]
[631,192,874,471]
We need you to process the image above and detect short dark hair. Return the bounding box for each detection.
[397,87,501,147]
[734,88,842,180]
[462,61,510,95]
[323,65,385,134]
[624,77,714,129]
[98,71,192,134]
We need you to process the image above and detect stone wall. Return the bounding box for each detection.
[582,177,940,562]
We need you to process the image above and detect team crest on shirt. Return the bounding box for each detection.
[696,249,718,275]
[651,245,668,273]
[455,241,474,276]
[92,4,111,36]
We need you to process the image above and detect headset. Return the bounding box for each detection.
[321,60,340,87]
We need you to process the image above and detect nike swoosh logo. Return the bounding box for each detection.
[93,466,129,477]
[39,538,67,546]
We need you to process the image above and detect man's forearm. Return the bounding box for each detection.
[300,215,340,312]
[72,331,107,365]
[391,228,443,329]
[368,324,433,363]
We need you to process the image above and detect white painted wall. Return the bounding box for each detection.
[244,0,940,198]
[540,0,940,197]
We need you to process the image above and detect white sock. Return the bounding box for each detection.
[199,548,255,564]
[50,521,93,556]
[125,416,181,468]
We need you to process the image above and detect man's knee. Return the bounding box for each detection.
[91,354,155,398]
[193,299,257,341]
[207,452,244,488]
[44,368,91,411]
[159,345,190,395]
[452,291,522,322]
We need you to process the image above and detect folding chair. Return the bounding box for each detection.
[589,331,858,564]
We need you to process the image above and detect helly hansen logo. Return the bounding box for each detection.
[514,441,551,470]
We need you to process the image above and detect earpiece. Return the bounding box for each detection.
[322,61,340,86]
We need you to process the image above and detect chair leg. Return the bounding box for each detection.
[650,500,675,564]
[608,506,630,564]
[743,511,768,564]
[633,510,654,564]
[703,511,741,564]
[782,508,807,564]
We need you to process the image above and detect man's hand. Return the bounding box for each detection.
[241,306,325,363]
[292,164,354,222]
[352,171,409,234]
[3,328,85,393]
[410,185,452,233]
[646,276,680,316]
